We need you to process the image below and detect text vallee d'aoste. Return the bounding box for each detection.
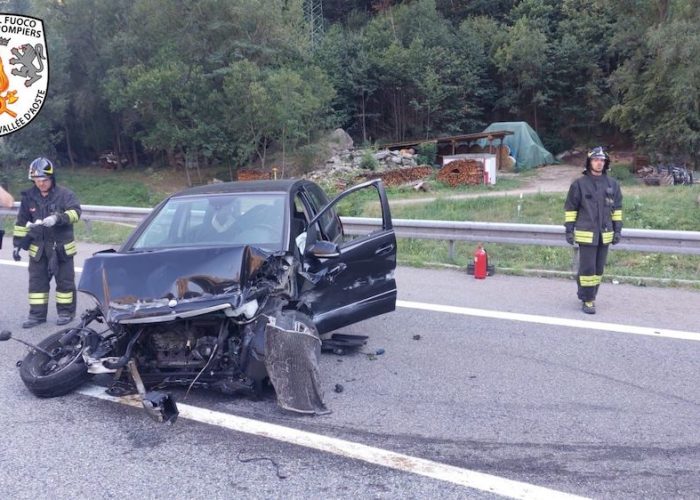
[0,89,45,134]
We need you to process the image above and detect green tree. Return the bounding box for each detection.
[222,60,275,168]
[494,17,550,131]
[266,66,335,175]
[604,0,700,165]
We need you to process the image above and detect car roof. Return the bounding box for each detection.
[171,179,312,198]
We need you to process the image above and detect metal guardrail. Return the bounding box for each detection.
[344,218,700,256]
[0,202,150,225]
[2,203,700,257]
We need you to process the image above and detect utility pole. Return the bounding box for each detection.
[304,0,324,51]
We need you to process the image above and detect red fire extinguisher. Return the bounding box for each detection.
[474,243,488,279]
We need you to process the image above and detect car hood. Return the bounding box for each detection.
[78,245,272,323]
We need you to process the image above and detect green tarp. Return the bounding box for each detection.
[478,121,555,170]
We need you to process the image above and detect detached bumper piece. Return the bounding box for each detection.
[127,360,179,424]
[264,310,329,415]
[142,391,179,424]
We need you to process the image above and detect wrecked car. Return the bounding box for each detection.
[10,179,396,422]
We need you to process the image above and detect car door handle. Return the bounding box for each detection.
[375,243,394,256]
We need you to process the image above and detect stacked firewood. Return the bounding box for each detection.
[361,166,434,186]
[436,160,484,186]
[636,166,673,186]
[237,169,272,181]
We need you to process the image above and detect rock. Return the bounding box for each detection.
[328,128,354,151]
[334,383,344,393]
[373,150,391,161]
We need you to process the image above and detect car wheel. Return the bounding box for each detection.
[19,329,90,398]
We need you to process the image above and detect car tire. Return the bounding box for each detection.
[19,329,90,398]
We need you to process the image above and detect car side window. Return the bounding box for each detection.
[326,184,386,244]
[305,184,341,242]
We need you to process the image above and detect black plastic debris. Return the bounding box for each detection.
[321,333,368,355]
[467,263,496,276]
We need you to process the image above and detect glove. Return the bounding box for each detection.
[12,247,21,261]
[612,232,621,245]
[565,232,575,245]
[26,219,42,228]
[17,235,31,250]
[42,215,58,227]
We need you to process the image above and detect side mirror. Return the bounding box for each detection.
[305,240,341,259]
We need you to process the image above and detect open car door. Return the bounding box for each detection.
[301,180,397,334]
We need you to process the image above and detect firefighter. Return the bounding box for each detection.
[12,158,82,328]
[564,147,623,314]
[0,185,13,335]
[0,183,13,208]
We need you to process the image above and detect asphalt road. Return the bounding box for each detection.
[0,239,698,499]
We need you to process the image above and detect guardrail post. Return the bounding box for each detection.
[448,240,455,261]
[84,218,93,237]
[571,246,579,274]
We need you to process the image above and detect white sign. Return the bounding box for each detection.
[0,14,48,136]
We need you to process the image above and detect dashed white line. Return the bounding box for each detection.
[77,384,586,500]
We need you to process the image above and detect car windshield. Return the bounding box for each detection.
[131,193,287,251]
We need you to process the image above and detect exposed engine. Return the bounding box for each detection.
[136,320,233,371]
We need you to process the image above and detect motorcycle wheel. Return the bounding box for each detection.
[19,329,90,398]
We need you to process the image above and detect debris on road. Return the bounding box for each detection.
[321,333,368,356]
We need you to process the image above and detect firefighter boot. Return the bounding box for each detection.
[56,313,74,326]
[22,315,47,328]
[582,301,596,315]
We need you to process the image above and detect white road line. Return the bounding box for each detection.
[77,385,586,500]
[0,259,30,269]
[397,300,700,342]
[0,259,82,272]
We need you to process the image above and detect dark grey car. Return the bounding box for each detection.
[11,179,397,421]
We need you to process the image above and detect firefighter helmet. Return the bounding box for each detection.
[585,146,610,172]
[28,157,55,180]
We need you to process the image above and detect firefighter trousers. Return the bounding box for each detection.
[28,254,76,320]
[577,242,609,302]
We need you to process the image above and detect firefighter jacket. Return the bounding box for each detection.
[12,183,81,261]
[564,172,622,246]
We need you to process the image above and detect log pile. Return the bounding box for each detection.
[636,166,673,186]
[437,160,484,187]
[361,166,433,186]
[237,169,272,181]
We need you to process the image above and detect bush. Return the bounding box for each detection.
[609,163,637,185]
[360,150,379,171]
[416,142,437,166]
[297,144,322,174]
[542,135,574,155]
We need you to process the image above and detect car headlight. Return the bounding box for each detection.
[225,299,259,319]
